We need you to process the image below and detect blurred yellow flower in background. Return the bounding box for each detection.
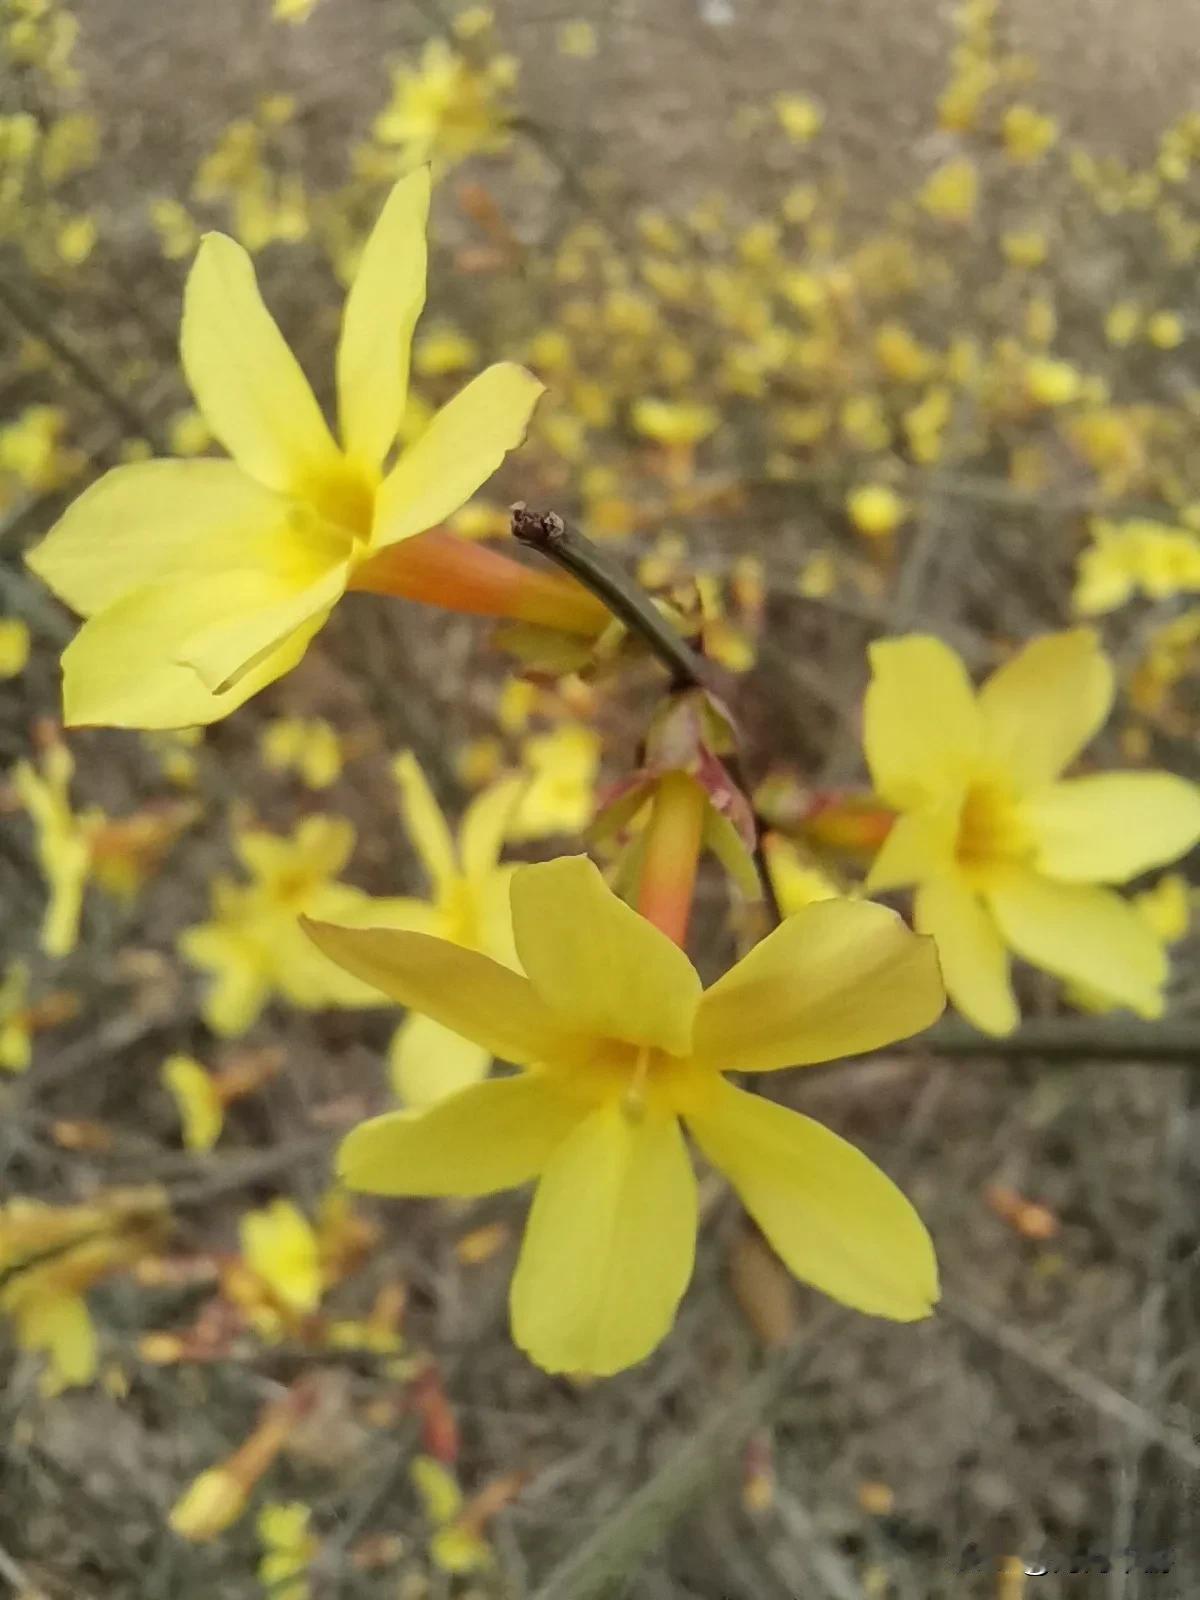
[918,158,978,223]
[0,963,33,1073]
[508,724,600,841]
[373,39,516,171]
[0,1189,166,1394]
[864,629,1200,1034]
[411,1456,493,1574]
[846,483,908,540]
[260,716,343,789]
[308,855,944,1376]
[0,617,31,676]
[257,1502,317,1600]
[13,739,92,957]
[386,754,524,1105]
[27,168,543,729]
[239,1199,323,1322]
[160,1054,224,1152]
[179,815,430,1035]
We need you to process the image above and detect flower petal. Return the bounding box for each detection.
[977,628,1113,789]
[62,580,330,730]
[986,867,1166,1016]
[458,775,524,883]
[337,1072,582,1197]
[175,564,348,693]
[392,752,457,892]
[510,1101,696,1375]
[863,635,980,809]
[1024,772,1200,884]
[181,231,344,494]
[914,874,1017,1035]
[389,1012,491,1107]
[866,809,956,892]
[692,898,944,1074]
[510,856,701,1056]
[12,1292,97,1391]
[372,363,544,550]
[686,1077,937,1321]
[301,919,582,1065]
[337,168,430,468]
[24,460,296,616]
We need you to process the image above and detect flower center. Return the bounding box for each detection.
[303,462,378,554]
[955,780,1031,877]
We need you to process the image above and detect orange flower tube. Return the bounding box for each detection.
[636,771,707,948]
[351,529,609,637]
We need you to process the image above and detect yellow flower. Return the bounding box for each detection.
[774,95,824,143]
[1023,355,1082,407]
[918,158,978,224]
[874,322,936,384]
[161,1054,224,1151]
[273,0,320,22]
[27,169,543,729]
[386,755,523,1105]
[413,323,480,378]
[0,1190,167,1394]
[1001,104,1058,164]
[0,963,33,1073]
[13,740,92,957]
[1105,301,1142,346]
[306,855,943,1376]
[179,815,430,1035]
[260,716,343,789]
[846,484,907,540]
[373,39,515,170]
[240,1199,323,1317]
[863,630,1200,1035]
[1001,229,1047,268]
[169,1468,246,1541]
[508,724,600,841]
[56,213,95,264]
[631,397,719,448]
[1147,310,1184,349]
[0,616,30,676]
[257,1502,317,1600]
[411,1457,492,1574]
[149,197,199,260]
[1073,519,1200,615]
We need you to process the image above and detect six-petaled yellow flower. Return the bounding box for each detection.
[27,168,543,729]
[306,855,944,1377]
[863,629,1200,1035]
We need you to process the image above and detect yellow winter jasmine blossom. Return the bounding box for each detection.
[0,1189,167,1394]
[388,755,523,1105]
[27,168,544,729]
[257,1502,318,1600]
[179,815,432,1035]
[508,723,600,840]
[161,1054,224,1151]
[12,739,90,956]
[239,1199,322,1322]
[864,630,1200,1035]
[0,963,33,1073]
[305,856,944,1377]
